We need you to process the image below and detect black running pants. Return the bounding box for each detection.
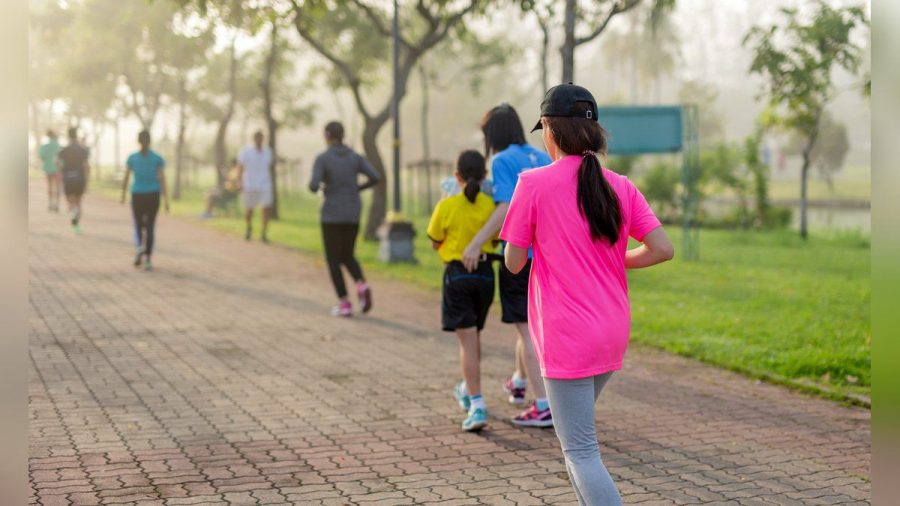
[322,222,365,298]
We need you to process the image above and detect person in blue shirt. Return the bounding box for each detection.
[38,130,62,212]
[461,103,554,428]
[120,130,169,271]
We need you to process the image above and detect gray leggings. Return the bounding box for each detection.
[544,372,621,506]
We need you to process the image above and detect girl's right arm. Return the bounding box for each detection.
[625,227,675,269]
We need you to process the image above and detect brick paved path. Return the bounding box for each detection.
[28,182,870,505]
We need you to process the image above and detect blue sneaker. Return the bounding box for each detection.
[462,407,488,432]
[453,381,470,412]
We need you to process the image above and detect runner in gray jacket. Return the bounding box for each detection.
[309,121,381,317]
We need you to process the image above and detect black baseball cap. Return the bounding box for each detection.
[530,82,599,132]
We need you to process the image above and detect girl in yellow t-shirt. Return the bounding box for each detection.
[427,150,497,432]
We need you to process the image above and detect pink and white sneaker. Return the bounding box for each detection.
[511,402,553,428]
[357,282,372,314]
[503,377,527,405]
[331,301,352,317]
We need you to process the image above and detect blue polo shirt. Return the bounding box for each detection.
[491,144,551,259]
[126,150,165,194]
[491,144,552,204]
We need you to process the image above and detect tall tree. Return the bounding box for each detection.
[744,1,868,239]
[166,29,213,199]
[555,0,674,84]
[257,13,315,218]
[177,0,492,239]
[517,0,557,94]
[289,0,489,239]
[784,112,850,193]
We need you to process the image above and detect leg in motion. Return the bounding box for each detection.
[71,194,83,233]
[46,174,55,211]
[456,327,486,432]
[131,195,145,267]
[322,223,351,316]
[142,193,160,269]
[544,374,620,505]
[244,208,254,240]
[511,322,553,428]
[261,205,271,243]
[336,224,372,313]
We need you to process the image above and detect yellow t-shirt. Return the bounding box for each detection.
[427,192,497,263]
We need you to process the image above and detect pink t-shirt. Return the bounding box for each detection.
[499,155,661,379]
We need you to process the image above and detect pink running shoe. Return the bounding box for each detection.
[511,402,553,428]
[331,300,352,317]
[357,282,372,314]
[503,377,527,406]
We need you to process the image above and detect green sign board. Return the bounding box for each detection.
[597,106,683,155]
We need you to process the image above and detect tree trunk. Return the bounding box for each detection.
[362,122,387,241]
[799,151,809,239]
[560,0,577,83]
[30,99,41,167]
[538,17,550,93]
[262,22,280,219]
[113,110,121,173]
[174,79,187,200]
[214,39,238,187]
[91,121,104,181]
[799,113,822,240]
[418,65,432,213]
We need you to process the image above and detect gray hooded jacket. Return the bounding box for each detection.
[308,144,381,224]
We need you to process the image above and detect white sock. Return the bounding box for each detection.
[469,394,486,410]
[512,372,527,388]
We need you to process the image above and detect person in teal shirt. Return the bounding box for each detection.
[38,130,62,212]
[120,130,169,271]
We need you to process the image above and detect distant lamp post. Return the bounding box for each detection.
[378,0,417,263]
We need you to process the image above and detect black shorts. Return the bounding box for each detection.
[62,172,86,197]
[499,259,531,323]
[442,261,495,332]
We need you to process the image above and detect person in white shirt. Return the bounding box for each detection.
[237,131,274,242]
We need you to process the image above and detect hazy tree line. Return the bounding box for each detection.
[30,0,868,239]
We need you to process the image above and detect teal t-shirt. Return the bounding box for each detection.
[126,150,165,194]
[39,140,61,174]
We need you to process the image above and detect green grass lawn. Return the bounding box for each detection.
[99,180,871,402]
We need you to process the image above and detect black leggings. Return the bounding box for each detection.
[132,192,160,256]
[322,222,365,298]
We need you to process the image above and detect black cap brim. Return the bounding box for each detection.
[530,119,542,133]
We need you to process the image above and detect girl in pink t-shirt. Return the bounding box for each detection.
[500,84,674,505]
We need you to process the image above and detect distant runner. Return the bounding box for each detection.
[58,127,90,234]
[238,131,274,243]
[120,130,169,271]
[309,121,380,317]
[38,130,62,212]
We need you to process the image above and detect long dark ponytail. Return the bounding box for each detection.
[457,150,487,204]
[545,102,622,244]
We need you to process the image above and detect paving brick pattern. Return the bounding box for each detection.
[29,182,870,505]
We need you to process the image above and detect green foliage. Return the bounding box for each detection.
[744,130,771,226]
[34,0,215,129]
[607,155,637,176]
[642,162,680,219]
[745,2,867,133]
[784,112,850,191]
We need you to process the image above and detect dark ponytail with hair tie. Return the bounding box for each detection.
[545,102,622,244]
[457,150,487,204]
